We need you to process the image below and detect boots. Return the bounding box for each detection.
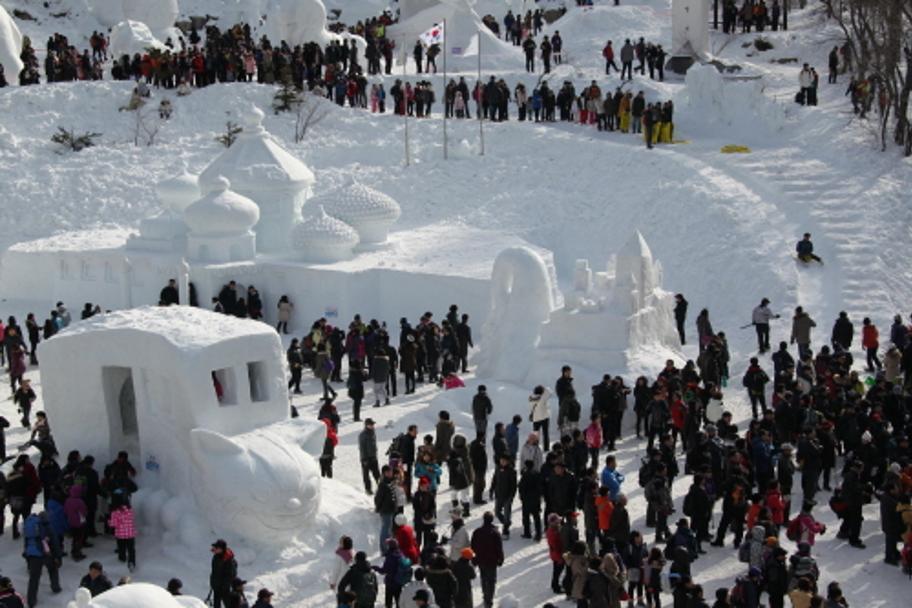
[462,502,471,518]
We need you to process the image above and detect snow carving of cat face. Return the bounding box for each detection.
[189,428,321,543]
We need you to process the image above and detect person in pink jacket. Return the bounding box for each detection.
[789,500,826,546]
[108,497,137,571]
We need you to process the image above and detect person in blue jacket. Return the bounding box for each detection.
[600,455,625,500]
[795,233,822,264]
[22,512,62,607]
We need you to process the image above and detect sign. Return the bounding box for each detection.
[451,46,463,56]
[145,455,160,473]
[324,307,339,319]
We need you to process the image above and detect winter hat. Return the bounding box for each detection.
[461,547,475,559]
[890,462,902,474]
[547,513,561,525]
[232,577,247,588]
[257,589,274,599]
[797,542,811,555]
[765,536,778,547]
[780,443,794,452]
[394,513,408,527]
[386,538,399,550]
[749,566,762,577]
[418,476,431,487]
[861,430,872,444]
[211,539,228,550]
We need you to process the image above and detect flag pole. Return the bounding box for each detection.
[478,28,485,156]
[442,19,448,160]
[404,45,410,167]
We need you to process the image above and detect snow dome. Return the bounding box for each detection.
[156,168,200,214]
[315,176,401,246]
[184,176,259,263]
[109,20,166,57]
[199,105,315,253]
[291,206,359,263]
[88,0,179,31]
[66,583,206,608]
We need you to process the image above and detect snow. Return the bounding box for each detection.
[0,4,22,79]
[0,0,910,606]
[109,20,167,57]
[66,583,206,608]
[87,0,180,32]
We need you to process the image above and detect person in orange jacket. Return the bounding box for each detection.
[861,317,882,371]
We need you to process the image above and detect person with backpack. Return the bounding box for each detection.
[764,546,789,608]
[373,348,392,407]
[339,551,379,608]
[374,538,411,608]
[742,358,770,420]
[491,454,517,540]
[448,435,474,517]
[63,484,89,561]
[644,463,673,543]
[683,475,712,553]
[22,512,62,607]
[787,501,825,546]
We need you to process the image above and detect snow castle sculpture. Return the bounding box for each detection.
[478,232,681,385]
[38,306,322,545]
[668,0,711,74]
[199,106,315,253]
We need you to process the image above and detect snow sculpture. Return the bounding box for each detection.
[680,63,786,134]
[199,106,315,253]
[109,20,166,57]
[291,206,360,263]
[478,233,681,386]
[127,169,200,253]
[0,5,24,80]
[668,0,710,73]
[38,306,322,545]
[67,583,207,608]
[88,0,179,32]
[184,176,260,263]
[259,0,335,47]
[475,247,558,384]
[314,176,401,246]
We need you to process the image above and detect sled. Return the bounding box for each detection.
[721,144,751,154]
[795,255,824,266]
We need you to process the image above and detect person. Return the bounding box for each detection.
[696,309,714,353]
[252,588,274,608]
[620,39,634,79]
[210,539,238,608]
[160,279,179,305]
[453,548,476,608]
[491,455,517,539]
[791,307,817,360]
[828,46,839,84]
[752,298,779,353]
[742,357,770,419]
[14,378,36,428]
[469,433,488,506]
[861,317,882,371]
[359,419,381,494]
[375,465,398,552]
[528,386,551,448]
[338,552,379,608]
[471,385,493,439]
[23,512,62,607]
[411,588,435,608]
[328,536,354,593]
[462,514,500,608]
[314,343,337,400]
[796,233,822,263]
[674,294,688,344]
[80,561,113,597]
[425,555,458,608]
[401,568,436,608]
[830,311,853,351]
[448,435,474,517]
[64,484,88,561]
[563,540,588,606]
[0,577,26,608]
[108,496,137,571]
[798,63,813,105]
[374,538,409,608]
[276,295,293,334]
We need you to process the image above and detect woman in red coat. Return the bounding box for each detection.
[861,317,881,372]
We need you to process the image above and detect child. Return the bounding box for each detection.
[320,418,337,478]
[453,547,476,608]
[108,494,136,571]
[645,546,665,608]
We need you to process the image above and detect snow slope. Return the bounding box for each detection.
[0,0,910,606]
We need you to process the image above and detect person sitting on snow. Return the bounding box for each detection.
[795,233,823,264]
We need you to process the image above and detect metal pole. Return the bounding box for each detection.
[443,19,448,160]
[478,30,485,156]
[404,47,410,167]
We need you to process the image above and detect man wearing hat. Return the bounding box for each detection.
[209,539,238,608]
[0,577,26,608]
[251,588,273,608]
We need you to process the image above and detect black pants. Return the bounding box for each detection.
[551,561,564,591]
[844,507,863,542]
[213,590,227,608]
[676,319,685,344]
[276,321,288,334]
[748,391,767,419]
[352,397,362,422]
[386,372,397,398]
[27,555,61,608]
[755,323,770,351]
[622,61,633,79]
[606,59,619,74]
[714,509,744,546]
[886,531,901,562]
[479,564,497,607]
[321,377,337,399]
[866,347,881,371]
[525,56,535,72]
[117,537,136,567]
[404,370,415,394]
[802,469,819,502]
[533,418,550,449]
[362,458,380,493]
[522,505,542,538]
[288,367,302,392]
[384,583,401,608]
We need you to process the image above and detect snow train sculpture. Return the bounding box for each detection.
[38,306,322,546]
[477,232,682,385]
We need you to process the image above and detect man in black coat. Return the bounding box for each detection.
[470,512,504,608]
[830,311,854,351]
[492,455,518,538]
[209,540,238,608]
[879,480,903,565]
[456,314,473,373]
[840,459,867,548]
[546,462,577,518]
[674,294,688,344]
[470,433,488,505]
[217,281,237,313]
[518,459,543,540]
[472,386,493,439]
[159,279,179,306]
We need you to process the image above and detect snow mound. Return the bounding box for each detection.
[110,20,167,57]
[66,583,206,607]
[87,0,180,32]
[678,63,786,138]
[0,5,23,80]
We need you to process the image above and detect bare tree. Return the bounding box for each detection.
[294,91,330,143]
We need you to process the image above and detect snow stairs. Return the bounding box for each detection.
[729,148,896,322]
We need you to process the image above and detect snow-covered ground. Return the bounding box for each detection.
[0,0,910,606]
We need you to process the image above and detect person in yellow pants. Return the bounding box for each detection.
[661,100,675,143]
[652,119,661,144]
[618,92,631,133]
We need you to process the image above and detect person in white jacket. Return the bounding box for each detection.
[446,513,471,563]
[399,568,437,608]
[798,64,813,105]
[528,386,551,448]
[751,297,780,353]
[327,535,354,593]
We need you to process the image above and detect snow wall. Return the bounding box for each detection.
[0,5,23,80]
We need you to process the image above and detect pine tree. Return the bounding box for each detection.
[272,78,301,114]
[215,121,243,148]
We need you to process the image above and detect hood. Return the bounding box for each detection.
[751,526,765,540]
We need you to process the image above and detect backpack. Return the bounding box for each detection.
[386,433,404,456]
[738,539,751,563]
[396,556,413,586]
[786,517,801,542]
